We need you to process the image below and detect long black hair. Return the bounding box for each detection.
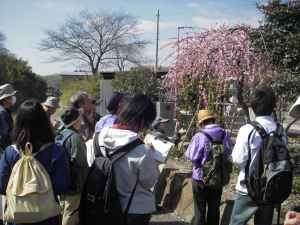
[118,94,156,132]
[13,99,54,153]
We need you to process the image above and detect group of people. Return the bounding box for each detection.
[0,84,160,225]
[186,86,300,225]
[0,82,299,225]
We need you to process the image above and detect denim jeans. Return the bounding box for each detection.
[192,180,222,225]
[229,193,274,225]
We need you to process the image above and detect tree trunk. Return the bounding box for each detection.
[237,75,250,122]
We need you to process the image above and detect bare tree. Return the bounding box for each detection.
[39,10,147,74]
[112,42,149,71]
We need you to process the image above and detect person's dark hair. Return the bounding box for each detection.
[201,118,216,126]
[70,91,89,109]
[61,107,80,127]
[250,86,276,116]
[13,99,54,153]
[106,92,124,114]
[118,94,156,131]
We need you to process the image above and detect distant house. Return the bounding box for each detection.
[60,70,94,81]
[46,69,169,115]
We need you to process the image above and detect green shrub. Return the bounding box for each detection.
[60,76,100,107]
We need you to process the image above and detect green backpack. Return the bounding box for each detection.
[200,130,232,189]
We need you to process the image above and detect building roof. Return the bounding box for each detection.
[60,71,93,76]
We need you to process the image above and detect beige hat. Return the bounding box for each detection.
[197,109,216,124]
[0,84,17,101]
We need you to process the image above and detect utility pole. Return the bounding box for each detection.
[177,26,193,54]
[155,9,160,73]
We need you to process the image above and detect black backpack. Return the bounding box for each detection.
[200,130,232,189]
[79,134,143,225]
[245,121,293,205]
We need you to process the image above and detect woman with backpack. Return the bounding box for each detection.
[91,94,159,225]
[0,99,70,225]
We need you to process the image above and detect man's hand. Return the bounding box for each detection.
[285,211,300,225]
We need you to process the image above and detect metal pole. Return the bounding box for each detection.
[177,26,180,55]
[155,9,160,73]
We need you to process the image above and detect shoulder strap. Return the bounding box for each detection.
[249,121,268,139]
[93,133,103,158]
[275,123,284,136]
[110,139,144,216]
[199,130,213,143]
[32,143,53,157]
[247,121,269,155]
[124,174,138,216]
[245,121,267,180]
[110,139,144,164]
[58,131,75,148]
[199,130,224,145]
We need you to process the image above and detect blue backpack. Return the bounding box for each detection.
[55,130,77,191]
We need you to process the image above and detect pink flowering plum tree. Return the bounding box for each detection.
[164,25,275,125]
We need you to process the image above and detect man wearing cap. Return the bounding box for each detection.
[42,96,60,118]
[70,91,95,141]
[185,109,231,225]
[0,84,16,153]
[56,107,89,225]
[151,117,170,140]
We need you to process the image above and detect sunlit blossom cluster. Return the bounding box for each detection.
[164,25,274,106]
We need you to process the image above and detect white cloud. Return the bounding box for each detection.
[137,20,178,33]
[187,2,201,8]
[33,0,79,14]
[192,15,260,28]
[191,5,261,29]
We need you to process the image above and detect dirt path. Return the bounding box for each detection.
[150,212,189,225]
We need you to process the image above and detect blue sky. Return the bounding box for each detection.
[0,0,263,75]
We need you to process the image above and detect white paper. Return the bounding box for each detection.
[289,96,300,118]
[85,139,95,167]
[0,195,5,220]
[144,134,174,163]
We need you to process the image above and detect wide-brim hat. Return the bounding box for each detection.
[197,109,216,124]
[289,96,300,118]
[43,96,60,109]
[0,84,17,101]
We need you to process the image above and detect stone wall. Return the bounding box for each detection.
[155,158,300,225]
[155,165,238,224]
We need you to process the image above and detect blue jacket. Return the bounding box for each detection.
[0,143,70,225]
[0,105,13,152]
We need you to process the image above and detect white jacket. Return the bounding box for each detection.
[97,127,159,214]
[232,116,278,194]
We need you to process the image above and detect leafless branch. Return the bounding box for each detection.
[39,10,147,74]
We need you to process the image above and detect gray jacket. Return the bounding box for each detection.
[98,127,159,214]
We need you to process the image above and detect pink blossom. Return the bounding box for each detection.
[164,25,274,106]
